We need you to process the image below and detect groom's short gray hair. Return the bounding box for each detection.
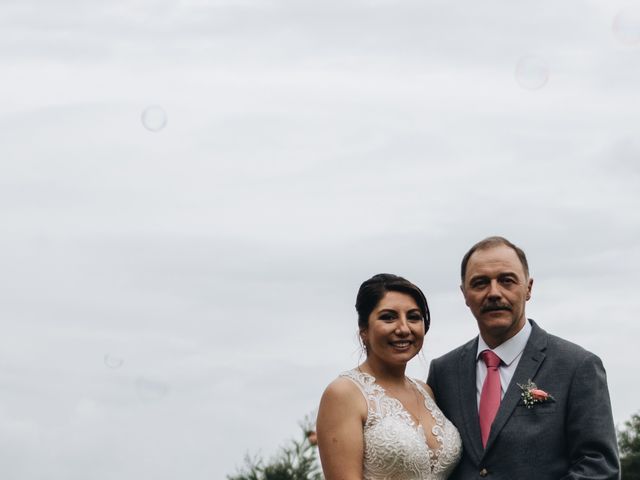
[460,236,529,281]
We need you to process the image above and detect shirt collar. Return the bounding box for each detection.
[476,319,532,366]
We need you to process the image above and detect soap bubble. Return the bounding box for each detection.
[613,7,640,45]
[141,105,167,132]
[515,55,549,91]
[135,377,170,402]
[104,354,124,369]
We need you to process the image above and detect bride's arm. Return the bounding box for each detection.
[316,377,367,480]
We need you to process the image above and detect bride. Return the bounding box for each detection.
[316,274,461,480]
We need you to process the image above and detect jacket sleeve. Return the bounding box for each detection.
[427,359,438,401]
[560,353,620,480]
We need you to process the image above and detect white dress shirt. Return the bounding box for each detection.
[475,319,532,408]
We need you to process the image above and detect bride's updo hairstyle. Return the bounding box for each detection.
[355,273,431,334]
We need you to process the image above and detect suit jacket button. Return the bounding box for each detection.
[479,468,488,477]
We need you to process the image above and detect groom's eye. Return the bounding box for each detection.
[470,278,488,288]
[498,274,517,285]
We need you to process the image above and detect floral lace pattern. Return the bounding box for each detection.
[341,370,462,480]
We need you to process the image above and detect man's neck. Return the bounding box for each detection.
[480,318,528,349]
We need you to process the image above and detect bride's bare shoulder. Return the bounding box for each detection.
[321,375,360,400]
[414,379,435,399]
[319,375,367,417]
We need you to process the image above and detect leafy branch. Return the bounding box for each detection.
[228,414,323,480]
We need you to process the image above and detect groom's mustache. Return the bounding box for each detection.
[481,303,512,313]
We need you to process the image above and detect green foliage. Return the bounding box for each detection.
[228,416,323,480]
[619,412,640,480]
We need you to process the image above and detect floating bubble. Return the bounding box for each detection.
[135,377,170,402]
[613,7,640,45]
[141,105,167,132]
[515,55,549,91]
[104,354,124,369]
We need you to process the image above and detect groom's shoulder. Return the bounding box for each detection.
[431,336,477,365]
[534,321,601,365]
[546,331,589,355]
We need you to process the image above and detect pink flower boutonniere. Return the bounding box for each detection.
[517,379,555,408]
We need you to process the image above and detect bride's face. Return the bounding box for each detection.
[361,291,425,366]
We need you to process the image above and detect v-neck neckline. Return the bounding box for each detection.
[358,369,444,458]
[358,371,440,443]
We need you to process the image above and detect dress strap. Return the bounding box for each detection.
[407,377,431,400]
[408,377,445,427]
[339,369,383,413]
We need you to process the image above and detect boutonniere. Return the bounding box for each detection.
[517,379,555,408]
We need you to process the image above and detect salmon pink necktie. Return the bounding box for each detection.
[479,349,501,448]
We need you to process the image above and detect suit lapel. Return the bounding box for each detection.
[458,337,484,463]
[483,320,548,454]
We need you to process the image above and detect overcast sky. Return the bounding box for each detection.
[1,0,639,478]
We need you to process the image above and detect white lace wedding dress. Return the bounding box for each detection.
[341,370,462,480]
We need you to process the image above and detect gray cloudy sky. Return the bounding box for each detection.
[1,0,639,478]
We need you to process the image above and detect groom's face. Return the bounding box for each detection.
[461,244,533,348]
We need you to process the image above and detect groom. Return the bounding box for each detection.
[428,236,620,479]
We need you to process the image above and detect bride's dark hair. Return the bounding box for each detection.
[355,273,430,333]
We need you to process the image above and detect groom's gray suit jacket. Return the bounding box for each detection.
[427,320,620,480]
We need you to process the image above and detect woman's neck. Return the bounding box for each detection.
[359,358,407,386]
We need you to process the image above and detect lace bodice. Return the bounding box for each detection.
[341,370,462,480]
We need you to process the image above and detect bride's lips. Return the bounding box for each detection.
[389,340,413,350]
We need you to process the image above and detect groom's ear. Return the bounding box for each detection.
[460,284,470,306]
[526,277,533,300]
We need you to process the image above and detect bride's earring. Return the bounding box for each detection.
[360,333,368,354]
